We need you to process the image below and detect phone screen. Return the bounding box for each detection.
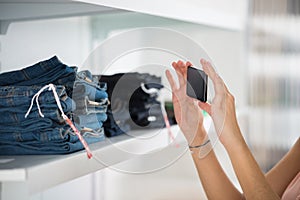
[186,66,208,102]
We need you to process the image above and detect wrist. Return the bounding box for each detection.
[189,139,210,149]
[188,126,207,146]
[189,137,212,159]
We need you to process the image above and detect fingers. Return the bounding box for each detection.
[168,60,194,91]
[165,69,178,91]
[172,61,186,87]
[198,101,212,116]
[186,61,192,67]
[200,59,228,96]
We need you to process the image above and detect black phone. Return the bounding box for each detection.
[186,66,208,102]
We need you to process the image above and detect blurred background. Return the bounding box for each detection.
[0,0,299,199]
[247,0,300,171]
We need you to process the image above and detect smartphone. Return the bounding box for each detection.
[186,66,208,102]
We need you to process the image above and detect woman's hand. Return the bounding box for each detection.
[199,59,280,199]
[165,60,207,146]
[198,59,242,146]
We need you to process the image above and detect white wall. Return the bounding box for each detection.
[0,16,91,72]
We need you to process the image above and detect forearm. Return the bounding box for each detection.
[266,137,300,197]
[190,128,243,200]
[191,147,243,200]
[223,129,280,200]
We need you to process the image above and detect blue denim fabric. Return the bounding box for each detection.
[0,98,75,125]
[76,120,103,131]
[74,113,107,129]
[0,56,76,90]
[0,117,54,132]
[0,85,68,107]
[0,85,75,125]
[0,129,105,155]
[72,71,108,102]
[81,127,105,144]
[77,70,106,89]
[0,58,107,155]
[0,126,105,155]
[74,98,108,115]
[0,124,105,144]
[1,109,63,125]
[71,70,108,134]
[0,133,83,155]
[72,82,108,101]
[0,125,72,142]
[0,137,106,155]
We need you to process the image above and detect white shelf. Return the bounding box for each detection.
[0,126,185,199]
[0,0,248,35]
[0,0,117,34]
[74,0,248,31]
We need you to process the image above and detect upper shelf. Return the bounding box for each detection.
[74,0,248,31]
[0,0,116,34]
[0,0,248,34]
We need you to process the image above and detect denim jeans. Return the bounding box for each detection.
[80,127,105,144]
[0,125,72,142]
[73,71,108,101]
[0,117,55,132]
[0,126,105,155]
[0,57,107,155]
[0,85,75,125]
[74,113,107,130]
[0,132,83,155]
[72,70,108,116]
[0,56,76,91]
[72,70,108,131]
[74,97,108,115]
[0,121,105,155]
[0,85,69,107]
